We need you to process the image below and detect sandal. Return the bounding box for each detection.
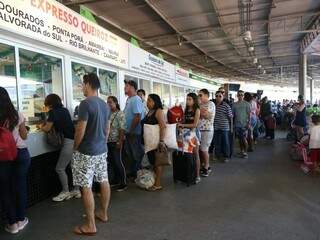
[73,225,96,236]
[147,185,163,191]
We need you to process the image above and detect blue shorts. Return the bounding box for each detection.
[235,127,248,139]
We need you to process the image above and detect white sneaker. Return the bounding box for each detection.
[5,223,19,234]
[70,190,81,199]
[195,177,201,184]
[18,218,29,231]
[52,191,72,202]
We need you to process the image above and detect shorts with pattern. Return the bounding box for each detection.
[235,127,248,139]
[72,151,108,188]
[200,130,214,151]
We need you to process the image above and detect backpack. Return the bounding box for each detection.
[167,105,184,124]
[0,123,18,161]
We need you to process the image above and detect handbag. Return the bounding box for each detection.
[47,127,64,148]
[155,144,171,167]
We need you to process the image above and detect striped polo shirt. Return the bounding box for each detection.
[214,101,233,131]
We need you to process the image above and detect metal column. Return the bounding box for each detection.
[310,77,314,104]
[299,54,307,97]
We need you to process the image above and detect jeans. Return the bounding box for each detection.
[214,130,231,159]
[0,161,15,224]
[0,148,31,224]
[56,138,76,192]
[107,142,127,185]
[123,134,144,177]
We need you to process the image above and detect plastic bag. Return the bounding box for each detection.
[135,169,155,189]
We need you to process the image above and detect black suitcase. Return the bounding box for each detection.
[172,151,196,186]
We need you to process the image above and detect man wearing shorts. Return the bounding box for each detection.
[232,90,251,159]
[72,73,111,235]
[198,89,215,177]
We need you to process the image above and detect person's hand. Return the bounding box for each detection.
[158,141,167,152]
[116,141,123,149]
[177,123,183,129]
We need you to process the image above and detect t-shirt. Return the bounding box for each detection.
[12,112,27,149]
[214,102,233,131]
[124,95,144,135]
[250,101,258,118]
[199,101,215,131]
[47,107,75,139]
[232,100,251,128]
[108,110,125,143]
[78,96,111,155]
[309,125,320,149]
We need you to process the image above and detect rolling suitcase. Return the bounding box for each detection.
[172,151,196,186]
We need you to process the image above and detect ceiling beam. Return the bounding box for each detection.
[144,0,247,77]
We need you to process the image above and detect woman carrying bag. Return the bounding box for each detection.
[141,94,167,191]
[0,87,30,234]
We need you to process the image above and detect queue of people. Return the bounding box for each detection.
[1,73,282,235]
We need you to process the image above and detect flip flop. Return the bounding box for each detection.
[147,185,163,191]
[73,225,96,236]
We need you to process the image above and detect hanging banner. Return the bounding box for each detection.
[0,0,128,68]
[129,44,175,81]
[175,67,190,84]
[189,73,218,85]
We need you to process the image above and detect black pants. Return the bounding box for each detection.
[107,142,127,185]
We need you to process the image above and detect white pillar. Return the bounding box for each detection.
[299,54,307,97]
[310,78,314,104]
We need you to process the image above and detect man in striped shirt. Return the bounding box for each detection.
[214,91,233,162]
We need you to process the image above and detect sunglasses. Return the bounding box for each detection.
[215,95,222,98]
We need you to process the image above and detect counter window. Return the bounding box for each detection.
[162,84,170,108]
[172,86,185,106]
[139,79,151,96]
[153,82,162,98]
[19,48,63,123]
[72,62,97,109]
[0,43,17,106]
[99,69,117,101]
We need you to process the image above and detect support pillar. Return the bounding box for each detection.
[299,54,307,97]
[310,77,314,104]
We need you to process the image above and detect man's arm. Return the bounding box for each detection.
[74,120,87,151]
[129,113,141,133]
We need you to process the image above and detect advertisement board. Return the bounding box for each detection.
[175,67,190,84]
[0,0,128,68]
[129,45,175,81]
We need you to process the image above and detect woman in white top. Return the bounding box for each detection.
[0,87,30,234]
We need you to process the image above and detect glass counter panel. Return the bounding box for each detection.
[139,79,151,96]
[19,48,63,123]
[72,62,97,109]
[162,84,170,108]
[153,82,162,98]
[0,43,17,106]
[99,69,117,101]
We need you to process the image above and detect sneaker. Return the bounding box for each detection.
[116,184,128,192]
[5,223,19,234]
[201,168,209,177]
[242,153,248,159]
[208,166,212,173]
[195,177,201,184]
[17,218,29,231]
[52,191,72,202]
[70,190,81,199]
[200,167,205,174]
